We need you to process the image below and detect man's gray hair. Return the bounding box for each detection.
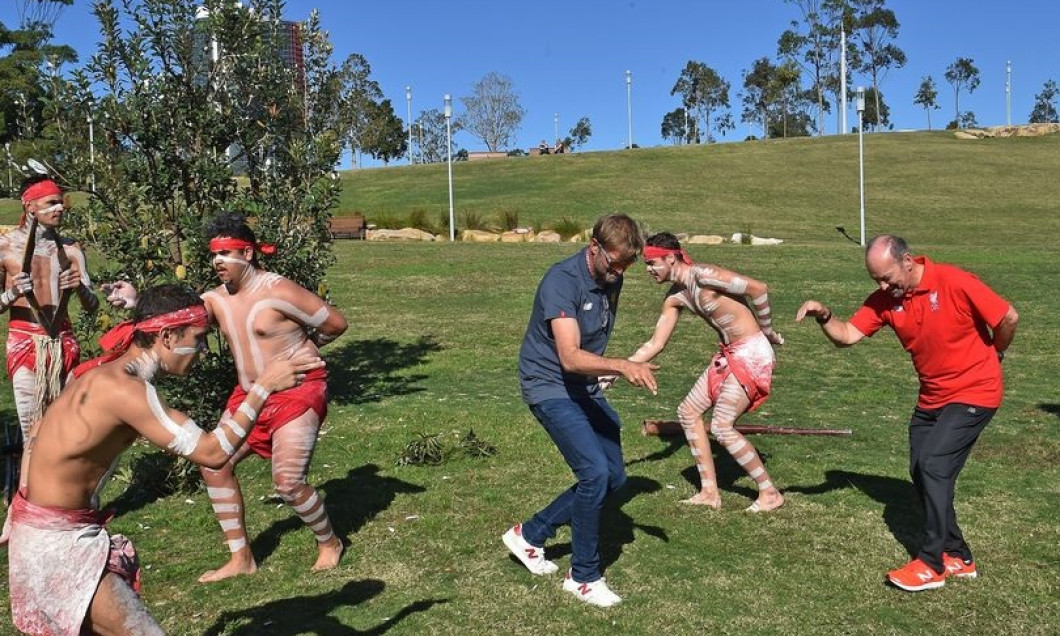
[867,234,910,262]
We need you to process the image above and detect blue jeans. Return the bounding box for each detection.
[521,397,627,583]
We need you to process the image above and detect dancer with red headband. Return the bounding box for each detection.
[6,284,323,635]
[627,232,785,512]
[108,213,348,581]
[0,175,102,537]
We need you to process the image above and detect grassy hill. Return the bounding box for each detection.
[0,132,1057,634]
[338,131,1060,248]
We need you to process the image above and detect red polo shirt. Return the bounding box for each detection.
[849,256,1010,409]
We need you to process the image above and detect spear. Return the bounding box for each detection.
[641,419,852,437]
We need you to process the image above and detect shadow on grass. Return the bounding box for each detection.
[202,577,448,635]
[326,336,442,406]
[1038,403,1060,417]
[627,433,768,502]
[786,469,921,555]
[250,464,426,565]
[546,475,668,573]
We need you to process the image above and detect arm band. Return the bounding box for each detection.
[816,309,833,324]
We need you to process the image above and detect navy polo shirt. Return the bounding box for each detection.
[518,248,622,405]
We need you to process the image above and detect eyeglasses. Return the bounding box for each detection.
[595,241,636,273]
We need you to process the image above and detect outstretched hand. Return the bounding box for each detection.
[102,281,138,309]
[622,360,659,396]
[795,300,828,323]
[259,350,326,393]
[763,328,785,346]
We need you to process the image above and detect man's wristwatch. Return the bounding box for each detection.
[815,309,833,324]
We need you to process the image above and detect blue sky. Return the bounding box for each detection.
[4,1,1058,168]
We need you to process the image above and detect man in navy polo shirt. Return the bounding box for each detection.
[502,213,659,607]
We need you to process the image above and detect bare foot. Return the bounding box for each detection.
[745,492,785,513]
[311,537,344,571]
[198,555,258,583]
[680,492,722,509]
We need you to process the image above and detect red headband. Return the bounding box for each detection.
[20,179,62,205]
[209,237,277,256]
[72,305,210,378]
[643,245,692,265]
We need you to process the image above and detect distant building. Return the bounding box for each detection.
[192,5,306,173]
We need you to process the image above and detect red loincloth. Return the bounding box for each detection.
[224,367,328,459]
[5,320,80,379]
[707,331,775,412]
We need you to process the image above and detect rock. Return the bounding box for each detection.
[534,230,562,243]
[952,131,979,140]
[686,234,725,245]
[461,229,500,242]
[500,230,534,243]
[731,232,783,245]
[367,227,436,241]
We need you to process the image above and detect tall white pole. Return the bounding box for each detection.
[554,113,559,146]
[1005,61,1012,126]
[626,70,633,149]
[406,85,413,165]
[88,113,95,191]
[856,87,866,247]
[840,27,848,134]
[445,94,454,242]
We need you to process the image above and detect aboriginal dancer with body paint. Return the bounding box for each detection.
[0,175,101,543]
[6,284,323,635]
[627,232,785,512]
[110,213,348,581]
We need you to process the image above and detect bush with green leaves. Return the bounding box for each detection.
[24,0,394,492]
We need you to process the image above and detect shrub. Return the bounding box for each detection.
[461,210,489,231]
[407,208,437,234]
[499,209,520,231]
[550,217,584,240]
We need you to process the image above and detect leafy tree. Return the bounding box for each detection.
[913,75,939,130]
[741,57,777,138]
[34,0,365,429]
[861,86,890,130]
[778,0,849,135]
[413,108,455,164]
[457,71,525,152]
[0,0,77,147]
[1029,79,1059,123]
[660,107,689,145]
[741,58,809,139]
[944,57,980,128]
[567,116,591,150]
[670,60,733,143]
[358,98,406,164]
[341,53,385,167]
[849,0,905,130]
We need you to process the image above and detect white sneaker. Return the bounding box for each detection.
[502,524,558,575]
[562,570,622,607]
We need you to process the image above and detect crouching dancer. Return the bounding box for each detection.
[7,285,323,635]
[631,232,785,511]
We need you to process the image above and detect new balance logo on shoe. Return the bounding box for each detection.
[562,570,622,607]
[502,525,558,576]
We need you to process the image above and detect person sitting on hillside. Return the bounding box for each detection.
[538,140,550,155]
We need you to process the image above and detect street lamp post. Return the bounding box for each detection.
[1005,61,1012,126]
[856,86,866,247]
[554,113,559,147]
[87,112,96,191]
[444,94,454,242]
[406,85,413,165]
[626,70,633,149]
[4,143,11,192]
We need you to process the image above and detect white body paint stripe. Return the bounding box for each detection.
[292,492,319,514]
[146,383,202,456]
[207,487,235,498]
[212,427,234,455]
[221,418,247,438]
[212,503,240,514]
[220,519,242,531]
[237,402,257,420]
[227,538,247,553]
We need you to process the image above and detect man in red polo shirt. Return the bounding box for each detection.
[796,234,1018,592]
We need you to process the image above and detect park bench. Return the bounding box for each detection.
[328,214,366,240]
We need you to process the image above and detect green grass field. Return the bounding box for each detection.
[1,133,1058,634]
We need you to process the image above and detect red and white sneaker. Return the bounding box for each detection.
[502,524,558,575]
[887,558,946,592]
[943,553,979,579]
[562,570,622,607]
